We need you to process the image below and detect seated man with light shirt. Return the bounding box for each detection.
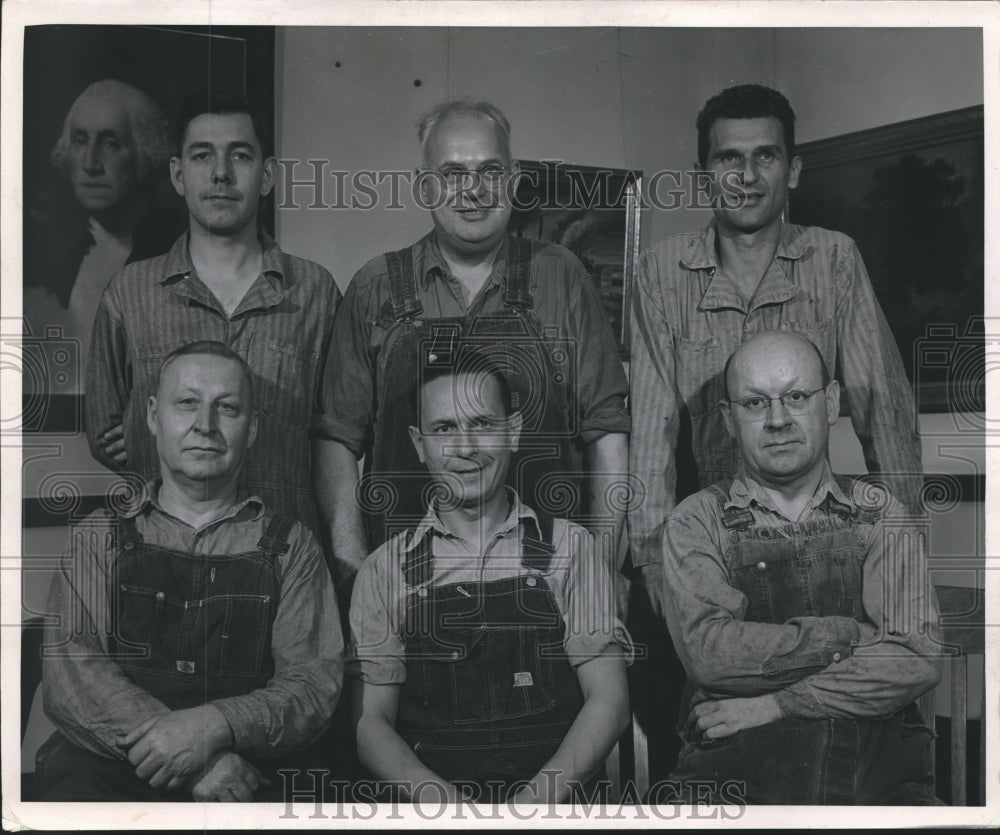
[349,342,631,804]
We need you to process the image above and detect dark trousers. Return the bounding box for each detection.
[35,731,333,803]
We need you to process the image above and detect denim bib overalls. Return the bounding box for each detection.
[363,239,577,548]
[109,515,291,707]
[670,478,936,804]
[395,515,584,791]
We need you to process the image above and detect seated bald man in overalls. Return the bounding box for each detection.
[661,331,943,805]
[348,344,631,804]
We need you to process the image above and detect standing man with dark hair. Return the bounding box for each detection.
[86,92,340,534]
[629,83,922,617]
[315,99,630,593]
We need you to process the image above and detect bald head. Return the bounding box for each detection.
[724,331,830,402]
[720,330,840,490]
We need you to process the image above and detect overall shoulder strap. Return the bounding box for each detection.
[401,528,434,588]
[502,236,536,311]
[117,515,144,550]
[521,510,556,572]
[385,246,424,321]
[707,480,755,531]
[257,515,294,557]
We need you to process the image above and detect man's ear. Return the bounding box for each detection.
[260,157,277,197]
[824,380,841,426]
[408,425,426,464]
[146,395,159,437]
[719,401,736,439]
[169,156,185,196]
[788,154,802,190]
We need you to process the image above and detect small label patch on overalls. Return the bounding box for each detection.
[513,671,533,687]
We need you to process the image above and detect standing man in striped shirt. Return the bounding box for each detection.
[626,84,922,785]
[86,92,340,535]
[629,84,922,617]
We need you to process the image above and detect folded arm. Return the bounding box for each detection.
[662,502,862,695]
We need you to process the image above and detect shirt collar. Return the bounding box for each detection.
[159,229,289,291]
[417,231,510,292]
[680,221,812,272]
[121,478,266,523]
[402,487,537,553]
[725,462,854,516]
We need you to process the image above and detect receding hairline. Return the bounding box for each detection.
[156,347,254,403]
[416,100,512,163]
[723,332,831,399]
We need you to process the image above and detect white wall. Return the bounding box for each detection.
[276,26,984,284]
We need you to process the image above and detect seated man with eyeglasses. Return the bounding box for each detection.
[313,98,630,598]
[659,330,943,805]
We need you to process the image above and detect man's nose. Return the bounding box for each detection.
[82,141,103,175]
[211,155,233,183]
[740,156,759,186]
[763,397,792,428]
[193,403,219,434]
[450,428,482,458]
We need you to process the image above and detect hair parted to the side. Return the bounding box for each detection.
[157,340,255,405]
[414,340,517,421]
[50,79,173,180]
[174,91,273,158]
[696,84,796,168]
[416,98,512,162]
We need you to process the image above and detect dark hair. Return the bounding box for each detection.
[174,91,273,158]
[696,84,796,168]
[413,341,515,422]
[157,340,254,404]
[723,333,830,401]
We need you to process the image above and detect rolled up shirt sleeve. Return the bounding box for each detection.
[42,513,171,758]
[773,507,943,720]
[561,522,634,665]
[662,495,862,695]
[209,524,344,758]
[84,281,131,470]
[314,268,378,456]
[346,538,407,686]
[562,262,630,443]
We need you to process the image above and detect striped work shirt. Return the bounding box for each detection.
[85,231,341,533]
[628,222,922,568]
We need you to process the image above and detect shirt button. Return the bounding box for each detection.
[833,652,842,662]
[418,586,428,598]
[526,576,537,587]
[756,561,767,570]
[155,592,166,602]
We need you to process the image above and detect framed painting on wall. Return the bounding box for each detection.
[20,24,275,527]
[509,160,643,359]
[792,105,984,414]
